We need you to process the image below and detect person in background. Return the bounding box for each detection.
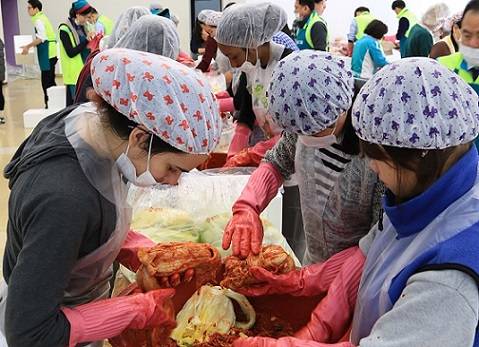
[190,11,211,59]
[150,3,180,26]
[105,6,150,49]
[347,7,375,57]
[1,48,222,347]
[216,3,294,165]
[233,57,479,347]
[21,0,57,108]
[196,11,222,73]
[59,4,91,106]
[402,21,434,58]
[76,14,180,103]
[272,25,300,51]
[352,20,389,79]
[223,51,383,264]
[0,39,4,124]
[440,0,479,148]
[392,0,417,57]
[294,0,328,51]
[86,7,114,36]
[430,12,462,59]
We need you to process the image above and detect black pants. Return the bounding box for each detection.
[41,57,57,108]
[0,82,4,111]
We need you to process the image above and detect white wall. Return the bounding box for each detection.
[246,0,469,39]
[16,0,191,52]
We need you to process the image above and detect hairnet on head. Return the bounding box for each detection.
[353,58,479,149]
[269,51,354,136]
[439,12,462,34]
[91,48,222,154]
[114,15,180,59]
[421,3,450,35]
[106,6,150,48]
[216,2,287,48]
[198,9,215,23]
[204,11,223,27]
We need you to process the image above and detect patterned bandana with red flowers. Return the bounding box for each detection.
[91,48,222,154]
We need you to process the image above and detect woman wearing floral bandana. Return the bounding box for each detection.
[1,48,222,347]
[234,58,479,347]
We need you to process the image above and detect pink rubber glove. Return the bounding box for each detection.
[227,123,253,159]
[233,336,355,347]
[294,249,365,342]
[219,97,235,113]
[225,136,280,167]
[116,230,155,272]
[238,247,362,297]
[216,91,231,99]
[62,289,176,347]
[223,162,283,258]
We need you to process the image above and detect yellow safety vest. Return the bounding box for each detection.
[355,12,375,41]
[302,12,329,51]
[58,24,84,85]
[31,12,57,59]
[98,15,114,36]
[397,8,417,38]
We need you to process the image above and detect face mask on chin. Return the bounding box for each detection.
[298,123,339,148]
[238,47,259,74]
[459,43,479,68]
[115,135,158,187]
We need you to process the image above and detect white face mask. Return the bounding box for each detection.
[116,135,158,187]
[299,124,338,148]
[238,47,258,74]
[459,43,479,68]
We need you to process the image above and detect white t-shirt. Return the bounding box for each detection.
[34,19,47,42]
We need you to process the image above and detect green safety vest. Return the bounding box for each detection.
[439,52,479,150]
[297,11,329,50]
[397,8,417,38]
[58,24,84,85]
[355,12,375,41]
[439,52,479,94]
[98,15,114,36]
[31,12,57,70]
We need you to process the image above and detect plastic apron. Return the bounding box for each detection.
[351,167,479,343]
[0,104,132,347]
[249,41,285,139]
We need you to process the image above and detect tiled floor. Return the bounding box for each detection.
[0,77,49,274]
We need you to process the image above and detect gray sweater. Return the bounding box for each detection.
[3,107,116,347]
[358,228,479,347]
[264,131,384,261]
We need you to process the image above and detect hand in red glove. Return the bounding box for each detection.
[62,288,176,347]
[225,136,280,168]
[233,336,355,347]
[237,247,362,297]
[87,34,103,51]
[117,230,194,287]
[222,163,283,258]
[294,248,365,343]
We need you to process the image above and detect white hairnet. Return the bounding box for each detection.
[106,6,150,48]
[216,2,287,48]
[114,15,180,60]
[421,3,450,35]
[205,11,223,27]
[198,9,215,23]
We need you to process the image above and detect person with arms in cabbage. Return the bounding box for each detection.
[215,2,295,167]
[223,51,383,266]
[75,14,180,103]
[234,58,479,347]
[0,48,222,347]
